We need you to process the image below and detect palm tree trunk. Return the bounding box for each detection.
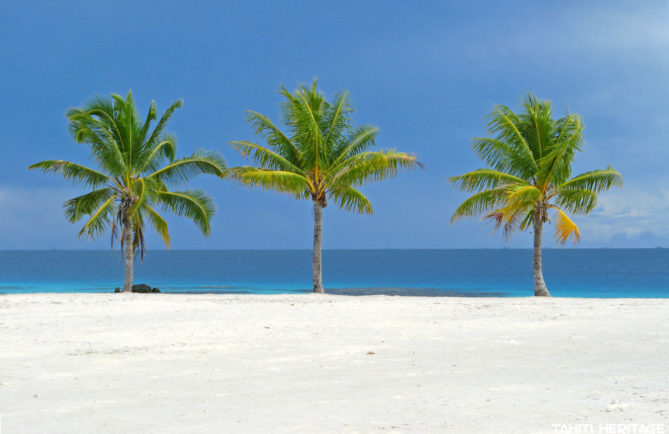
[312,199,324,293]
[532,212,550,297]
[121,219,134,293]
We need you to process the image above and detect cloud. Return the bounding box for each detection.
[571,186,669,246]
[0,185,96,249]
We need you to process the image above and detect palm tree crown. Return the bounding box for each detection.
[450,95,622,243]
[229,80,421,213]
[29,90,226,256]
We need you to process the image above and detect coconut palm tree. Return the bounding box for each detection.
[229,80,421,293]
[29,90,226,292]
[449,95,622,296]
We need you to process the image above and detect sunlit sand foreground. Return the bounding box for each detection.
[1,294,668,433]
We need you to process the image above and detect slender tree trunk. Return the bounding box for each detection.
[312,199,324,293]
[532,211,550,297]
[121,219,134,293]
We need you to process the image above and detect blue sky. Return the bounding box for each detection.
[1,0,668,249]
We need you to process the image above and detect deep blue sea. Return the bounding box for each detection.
[0,249,668,297]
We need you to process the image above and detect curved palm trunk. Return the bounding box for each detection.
[121,219,134,293]
[312,200,324,293]
[532,213,550,297]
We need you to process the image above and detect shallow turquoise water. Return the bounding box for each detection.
[0,249,668,297]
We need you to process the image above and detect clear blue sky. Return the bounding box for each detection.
[2,0,668,249]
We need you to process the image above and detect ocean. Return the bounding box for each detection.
[0,249,667,297]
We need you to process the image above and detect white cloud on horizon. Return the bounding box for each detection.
[572,185,669,246]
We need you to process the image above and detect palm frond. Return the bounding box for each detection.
[67,114,127,176]
[228,167,311,194]
[519,95,554,161]
[558,167,623,192]
[450,187,508,222]
[326,150,421,187]
[505,184,542,209]
[487,105,538,175]
[329,186,373,214]
[472,137,519,174]
[138,135,177,174]
[138,100,158,143]
[553,188,599,215]
[245,110,302,164]
[230,140,304,174]
[145,99,183,148]
[128,178,147,217]
[292,88,325,168]
[153,190,215,236]
[323,91,351,150]
[536,114,583,189]
[549,205,581,244]
[78,196,116,239]
[331,125,379,166]
[449,169,528,192]
[487,205,529,241]
[143,204,170,247]
[147,150,226,184]
[64,188,116,222]
[28,160,110,187]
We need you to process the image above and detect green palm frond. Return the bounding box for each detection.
[67,115,127,176]
[536,114,584,189]
[327,150,421,187]
[289,83,326,168]
[28,160,110,187]
[554,188,599,215]
[449,169,528,192]
[323,91,351,150]
[329,186,373,215]
[228,167,311,194]
[154,189,215,235]
[138,100,158,143]
[245,110,302,164]
[138,135,177,174]
[331,125,378,165]
[229,141,304,174]
[558,167,623,192]
[147,150,226,184]
[472,137,519,173]
[521,95,554,161]
[78,195,116,239]
[145,99,183,148]
[64,188,116,223]
[143,204,170,247]
[128,178,147,217]
[505,184,542,210]
[450,187,508,222]
[487,105,538,176]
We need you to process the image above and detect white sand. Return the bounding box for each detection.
[0,294,668,433]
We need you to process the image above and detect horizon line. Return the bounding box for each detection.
[0,247,665,252]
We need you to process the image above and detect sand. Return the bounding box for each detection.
[0,294,668,433]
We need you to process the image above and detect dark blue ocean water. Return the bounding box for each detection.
[0,249,667,297]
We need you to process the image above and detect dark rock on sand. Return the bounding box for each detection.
[114,284,161,293]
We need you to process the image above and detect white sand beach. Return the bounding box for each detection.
[1,294,668,433]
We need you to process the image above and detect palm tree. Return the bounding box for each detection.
[229,80,421,293]
[29,90,226,292]
[449,95,622,296]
